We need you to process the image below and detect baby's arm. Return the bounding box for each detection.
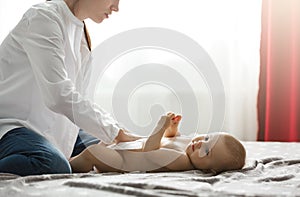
[142,114,172,152]
[144,148,194,172]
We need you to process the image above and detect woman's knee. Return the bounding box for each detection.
[0,151,71,176]
[34,150,72,174]
[0,127,72,175]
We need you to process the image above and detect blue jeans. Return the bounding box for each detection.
[0,127,99,176]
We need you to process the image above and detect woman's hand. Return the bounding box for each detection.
[114,129,142,144]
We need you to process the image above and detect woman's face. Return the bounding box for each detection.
[87,0,119,23]
[185,133,230,172]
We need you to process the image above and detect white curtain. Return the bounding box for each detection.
[0,0,261,141]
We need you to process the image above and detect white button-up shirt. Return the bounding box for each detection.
[0,0,121,158]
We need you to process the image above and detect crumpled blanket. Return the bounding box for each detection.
[0,142,300,197]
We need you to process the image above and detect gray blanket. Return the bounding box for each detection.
[1,142,300,197]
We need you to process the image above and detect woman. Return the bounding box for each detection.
[70,113,246,174]
[0,0,139,176]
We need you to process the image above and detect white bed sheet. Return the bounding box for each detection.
[1,141,300,197]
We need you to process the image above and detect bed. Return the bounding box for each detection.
[1,141,300,197]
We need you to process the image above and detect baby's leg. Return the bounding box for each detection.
[164,113,182,137]
[70,143,124,173]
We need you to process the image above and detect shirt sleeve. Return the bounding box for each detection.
[14,9,120,143]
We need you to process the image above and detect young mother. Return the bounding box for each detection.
[0,0,139,176]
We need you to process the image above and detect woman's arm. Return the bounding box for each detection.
[19,9,124,144]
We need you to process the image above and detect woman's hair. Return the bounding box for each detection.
[83,22,92,51]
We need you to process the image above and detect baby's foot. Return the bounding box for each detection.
[164,113,182,137]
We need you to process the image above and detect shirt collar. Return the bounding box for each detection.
[59,0,83,27]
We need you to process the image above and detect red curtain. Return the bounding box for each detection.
[258,0,300,142]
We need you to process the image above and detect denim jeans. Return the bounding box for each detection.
[71,129,100,157]
[0,127,99,176]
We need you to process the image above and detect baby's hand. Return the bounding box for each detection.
[156,114,172,130]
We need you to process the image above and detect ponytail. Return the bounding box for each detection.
[83,21,92,51]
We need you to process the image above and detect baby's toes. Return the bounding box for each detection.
[171,115,182,126]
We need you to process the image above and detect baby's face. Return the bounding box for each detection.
[185,133,230,172]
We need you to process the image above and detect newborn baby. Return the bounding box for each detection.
[70,113,246,174]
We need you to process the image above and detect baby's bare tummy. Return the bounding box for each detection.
[160,137,190,151]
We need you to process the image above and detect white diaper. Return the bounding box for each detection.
[107,138,146,150]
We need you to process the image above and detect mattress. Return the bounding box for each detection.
[1,141,300,197]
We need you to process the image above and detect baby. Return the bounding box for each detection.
[70,113,246,174]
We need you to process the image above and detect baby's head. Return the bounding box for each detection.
[185,132,246,174]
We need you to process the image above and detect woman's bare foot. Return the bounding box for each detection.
[164,113,182,137]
